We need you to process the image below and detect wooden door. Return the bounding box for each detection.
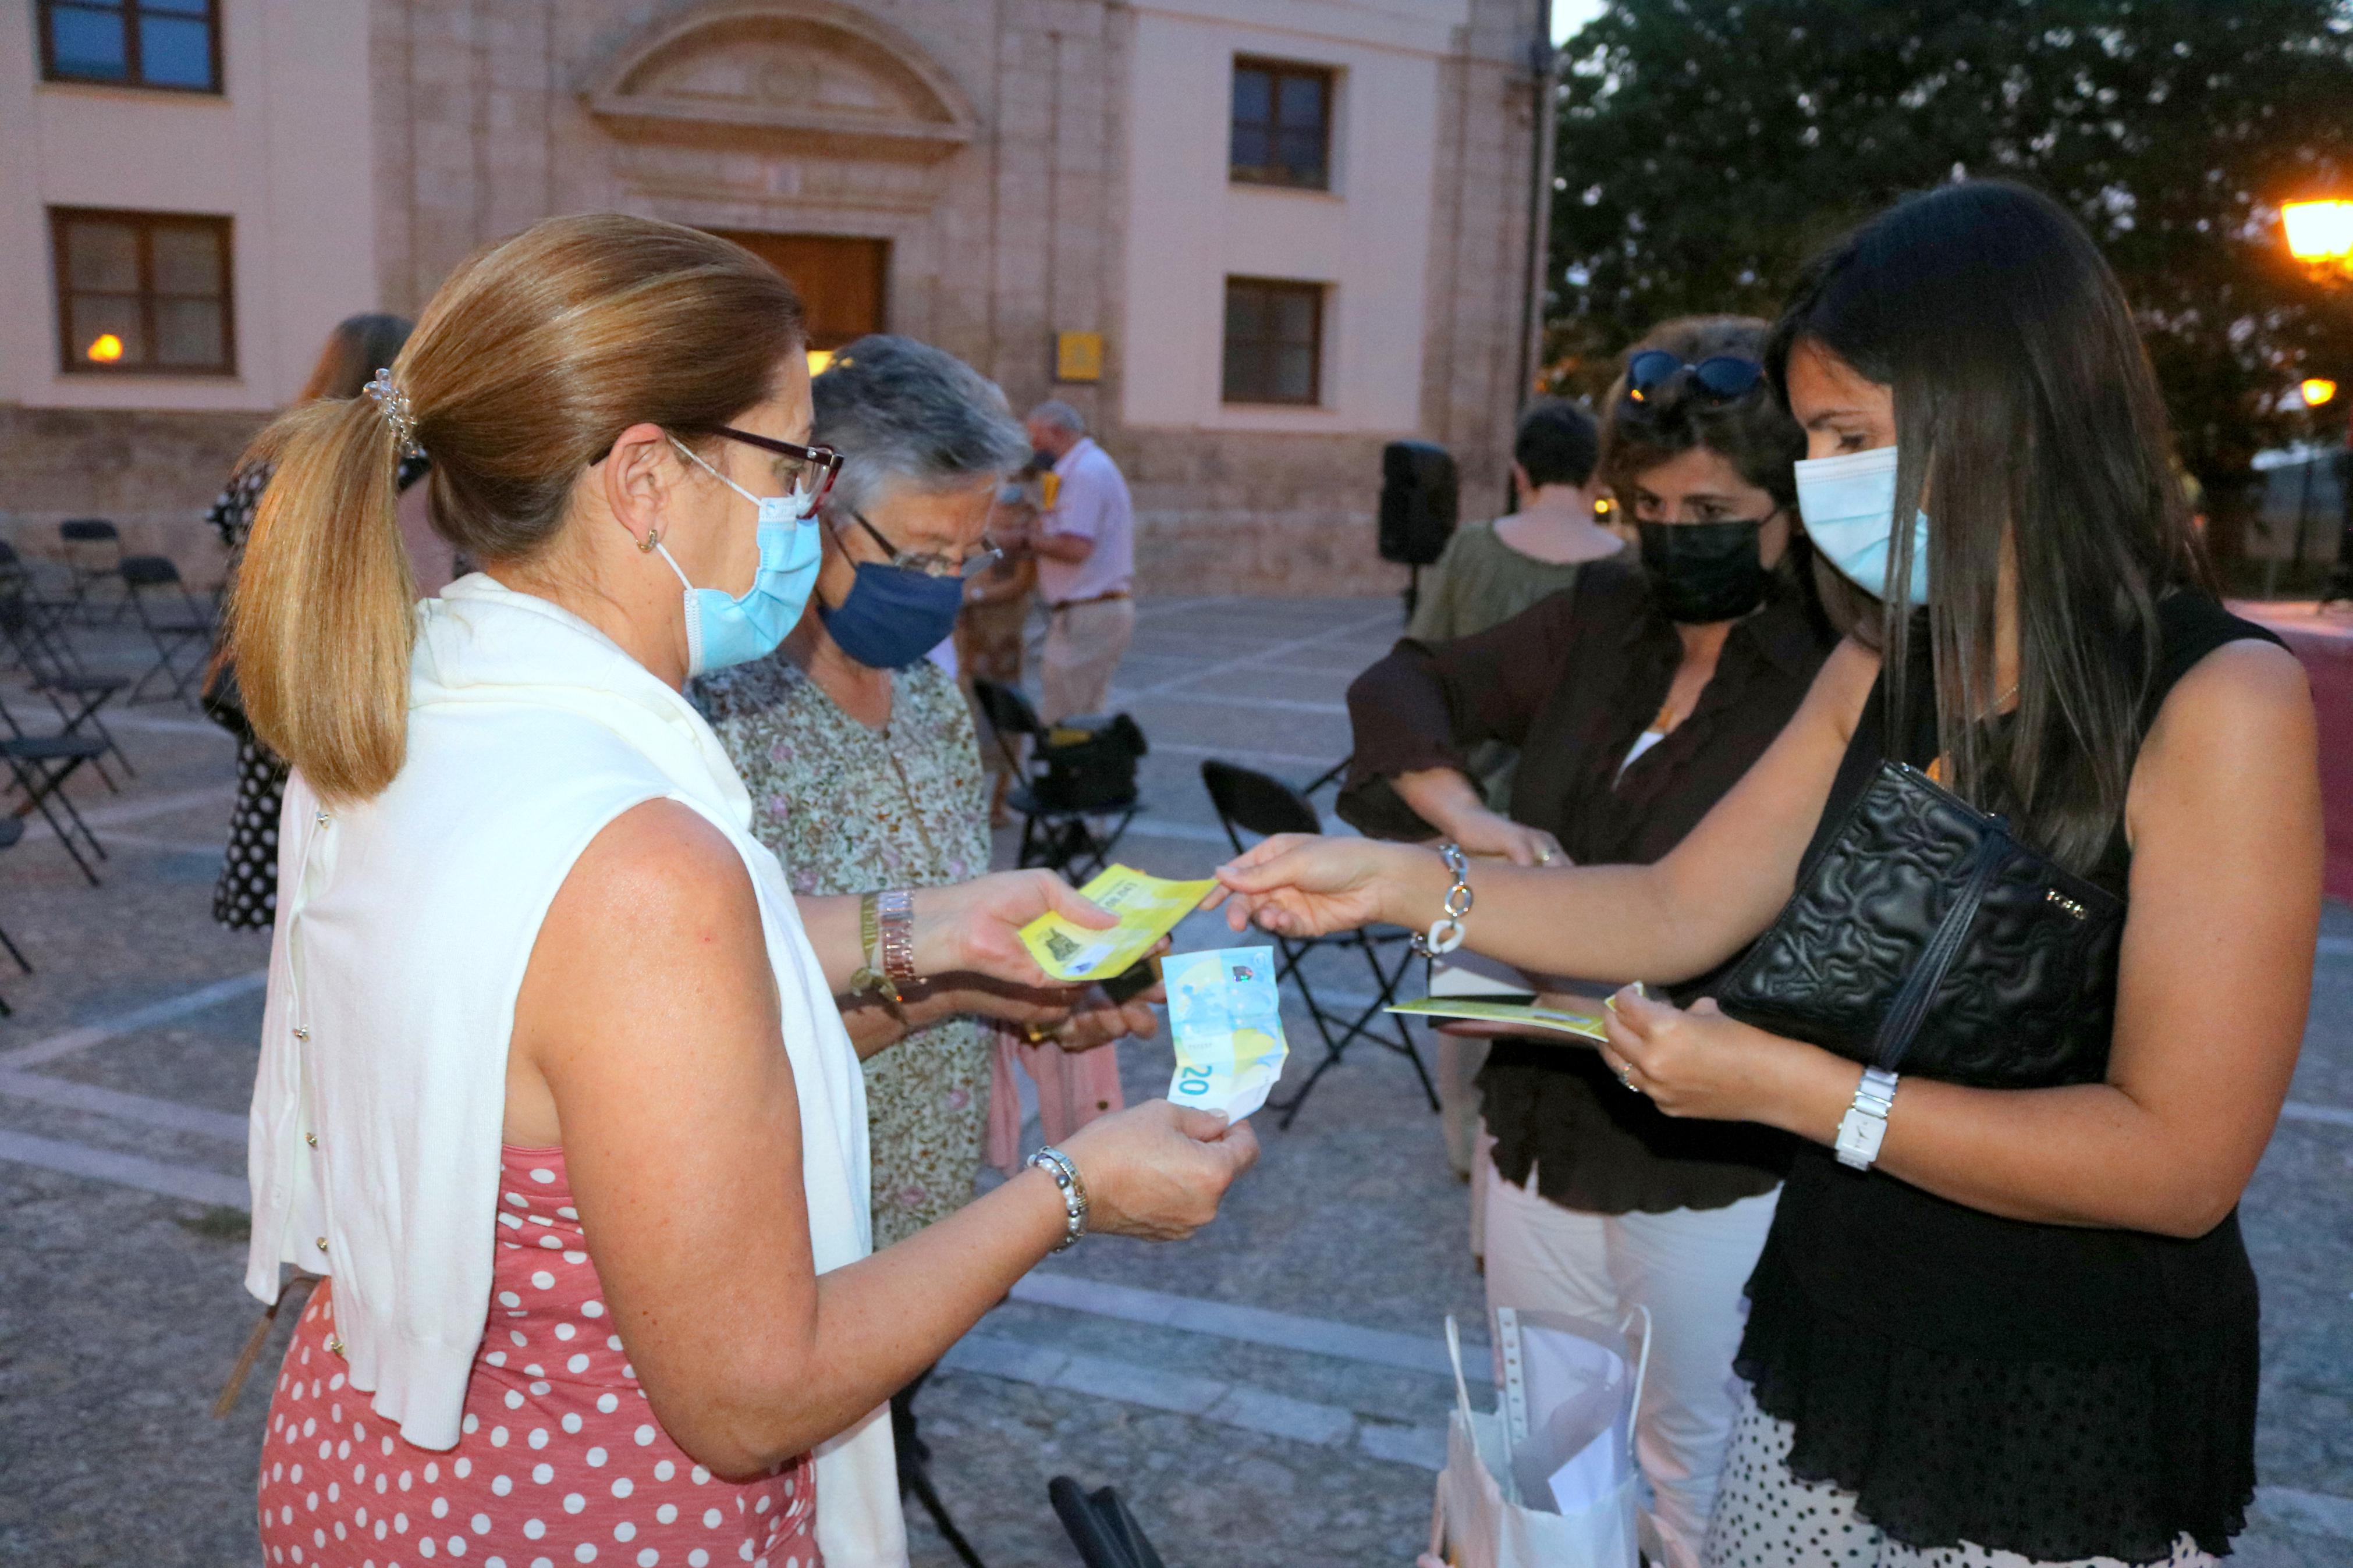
[710,231,889,357]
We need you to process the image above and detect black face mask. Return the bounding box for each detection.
[1637,519,1771,624]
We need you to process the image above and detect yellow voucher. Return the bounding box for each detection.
[1385,996,1612,1043]
[1019,865,1218,982]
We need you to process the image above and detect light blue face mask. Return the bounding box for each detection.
[662,437,824,676]
[1791,445,1930,608]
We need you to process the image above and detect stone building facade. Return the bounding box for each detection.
[3,0,1551,594]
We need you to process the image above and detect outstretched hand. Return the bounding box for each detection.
[1205,833,1407,939]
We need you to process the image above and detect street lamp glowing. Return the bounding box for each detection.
[2304,378,2340,408]
[85,333,124,363]
[2283,200,2353,264]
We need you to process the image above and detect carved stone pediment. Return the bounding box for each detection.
[582,1,977,159]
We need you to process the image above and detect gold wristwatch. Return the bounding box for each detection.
[850,890,918,1017]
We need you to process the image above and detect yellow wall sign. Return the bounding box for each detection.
[1055,330,1103,383]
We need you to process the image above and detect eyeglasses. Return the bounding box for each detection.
[849,510,1004,581]
[712,425,844,510]
[1626,351,1765,404]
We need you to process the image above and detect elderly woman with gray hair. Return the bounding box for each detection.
[694,334,1148,1260]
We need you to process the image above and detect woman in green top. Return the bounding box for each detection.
[1407,398,1623,814]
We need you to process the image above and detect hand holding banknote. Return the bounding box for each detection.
[911,867,1122,987]
[1058,1099,1260,1240]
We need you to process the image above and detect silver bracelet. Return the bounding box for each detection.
[1410,841,1473,958]
[1027,1144,1089,1251]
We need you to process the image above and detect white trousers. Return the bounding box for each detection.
[1483,1161,1780,1568]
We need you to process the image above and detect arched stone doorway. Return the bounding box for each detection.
[578,0,979,360]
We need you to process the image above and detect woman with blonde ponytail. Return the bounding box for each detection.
[238,215,1255,1567]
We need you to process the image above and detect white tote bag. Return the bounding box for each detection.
[1426,1311,1650,1568]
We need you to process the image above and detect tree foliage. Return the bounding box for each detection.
[1548,0,2353,491]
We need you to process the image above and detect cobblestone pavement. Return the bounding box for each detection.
[0,595,2348,1567]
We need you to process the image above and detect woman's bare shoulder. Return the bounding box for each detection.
[555,798,757,933]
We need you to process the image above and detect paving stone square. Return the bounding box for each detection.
[0,595,2347,1567]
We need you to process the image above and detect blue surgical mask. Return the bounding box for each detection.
[819,560,966,670]
[663,438,823,675]
[1792,445,1930,607]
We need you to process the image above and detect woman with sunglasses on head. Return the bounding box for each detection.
[235,221,1256,1568]
[1221,182,2318,1567]
[1337,315,1851,1566]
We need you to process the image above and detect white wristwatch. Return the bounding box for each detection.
[1834,1066,1900,1171]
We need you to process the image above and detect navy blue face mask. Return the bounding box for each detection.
[818,559,966,669]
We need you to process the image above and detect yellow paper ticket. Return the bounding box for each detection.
[1018,864,1218,982]
[1385,996,1612,1043]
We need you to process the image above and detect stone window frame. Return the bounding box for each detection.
[50,207,238,378]
[37,0,225,95]
[1222,276,1325,407]
[1229,56,1335,191]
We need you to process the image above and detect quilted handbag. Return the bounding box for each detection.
[1715,760,2125,1087]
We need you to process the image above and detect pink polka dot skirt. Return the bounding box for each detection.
[257,1146,818,1568]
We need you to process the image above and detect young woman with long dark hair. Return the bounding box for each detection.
[1339,315,1841,1565]
[1213,180,2318,1566]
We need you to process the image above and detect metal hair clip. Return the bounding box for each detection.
[361,368,425,460]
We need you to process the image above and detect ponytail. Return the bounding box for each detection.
[228,393,419,803]
[226,214,807,803]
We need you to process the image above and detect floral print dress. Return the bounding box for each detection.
[694,654,993,1251]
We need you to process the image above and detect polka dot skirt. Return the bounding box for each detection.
[257,1146,818,1567]
[1702,1387,2215,1567]
[213,738,285,931]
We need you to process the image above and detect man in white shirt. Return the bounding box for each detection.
[1023,400,1137,723]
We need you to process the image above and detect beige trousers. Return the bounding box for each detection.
[1040,596,1136,723]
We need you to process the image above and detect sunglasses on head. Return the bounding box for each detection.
[1626,351,1765,404]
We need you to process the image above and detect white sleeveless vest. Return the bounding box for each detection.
[244,575,906,1567]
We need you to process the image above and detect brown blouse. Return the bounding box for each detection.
[1337,557,1833,1214]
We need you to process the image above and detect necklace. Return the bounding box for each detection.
[877,719,941,867]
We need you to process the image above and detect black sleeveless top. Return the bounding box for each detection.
[1734,592,2283,1563]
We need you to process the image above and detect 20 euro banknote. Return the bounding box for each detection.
[1164,946,1289,1121]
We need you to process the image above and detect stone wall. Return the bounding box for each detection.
[0,405,267,589]
[1114,427,1411,599]
[357,0,1545,597]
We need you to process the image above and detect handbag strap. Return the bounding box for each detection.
[1866,823,2010,1070]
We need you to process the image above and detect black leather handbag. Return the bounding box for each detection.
[1715,760,2125,1087]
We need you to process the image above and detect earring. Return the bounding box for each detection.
[637,527,662,554]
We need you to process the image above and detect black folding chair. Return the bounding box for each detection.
[120,554,215,703]
[1201,759,1436,1128]
[58,518,126,625]
[973,678,1139,880]
[1049,1477,1166,1568]
[0,551,132,790]
[0,698,110,886]
[0,540,77,660]
[0,816,32,1015]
